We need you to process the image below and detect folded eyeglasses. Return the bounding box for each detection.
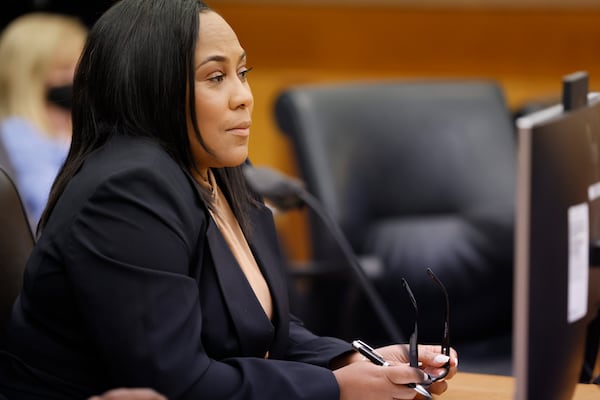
[402,268,451,385]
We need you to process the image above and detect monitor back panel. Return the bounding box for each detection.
[514,97,600,400]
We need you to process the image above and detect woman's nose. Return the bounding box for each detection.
[230,79,253,110]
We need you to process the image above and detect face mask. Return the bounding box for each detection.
[47,84,73,110]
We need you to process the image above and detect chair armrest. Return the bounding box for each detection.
[287,255,384,280]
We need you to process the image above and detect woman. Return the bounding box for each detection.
[0,13,87,227]
[0,1,457,399]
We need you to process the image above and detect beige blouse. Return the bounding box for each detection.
[197,169,273,321]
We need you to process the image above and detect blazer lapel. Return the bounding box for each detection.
[246,205,291,358]
[206,218,275,357]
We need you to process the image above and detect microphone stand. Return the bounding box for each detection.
[243,165,404,344]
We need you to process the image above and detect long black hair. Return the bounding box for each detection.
[38,0,258,234]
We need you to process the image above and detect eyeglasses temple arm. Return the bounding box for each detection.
[402,278,420,368]
[427,268,451,357]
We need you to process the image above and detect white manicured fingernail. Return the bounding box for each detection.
[433,354,450,364]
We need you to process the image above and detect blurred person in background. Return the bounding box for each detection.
[0,12,87,228]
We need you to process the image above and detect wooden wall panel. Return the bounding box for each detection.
[210,4,600,259]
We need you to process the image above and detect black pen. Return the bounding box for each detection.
[351,339,390,366]
[351,340,432,399]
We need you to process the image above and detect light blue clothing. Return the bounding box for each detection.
[0,117,69,228]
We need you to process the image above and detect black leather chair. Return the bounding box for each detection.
[0,166,34,334]
[0,136,16,179]
[274,80,516,373]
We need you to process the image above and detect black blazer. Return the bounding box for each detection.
[0,135,352,400]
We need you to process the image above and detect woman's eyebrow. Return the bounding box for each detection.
[197,51,246,69]
[197,54,226,68]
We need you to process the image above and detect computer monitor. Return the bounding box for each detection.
[514,74,600,399]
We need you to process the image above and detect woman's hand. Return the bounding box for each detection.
[88,388,167,400]
[370,344,459,396]
[333,358,429,400]
[332,343,458,399]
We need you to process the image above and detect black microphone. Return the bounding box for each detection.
[243,165,404,344]
[241,165,305,211]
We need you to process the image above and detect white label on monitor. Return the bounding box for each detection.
[568,203,589,324]
[588,181,600,202]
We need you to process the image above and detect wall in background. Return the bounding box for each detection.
[212,0,600,8]
[210,3,600,260]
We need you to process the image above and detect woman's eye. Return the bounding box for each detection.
[239,67,253,81]
[208,74,225,83]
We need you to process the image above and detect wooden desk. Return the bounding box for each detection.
[437,372,599,400]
